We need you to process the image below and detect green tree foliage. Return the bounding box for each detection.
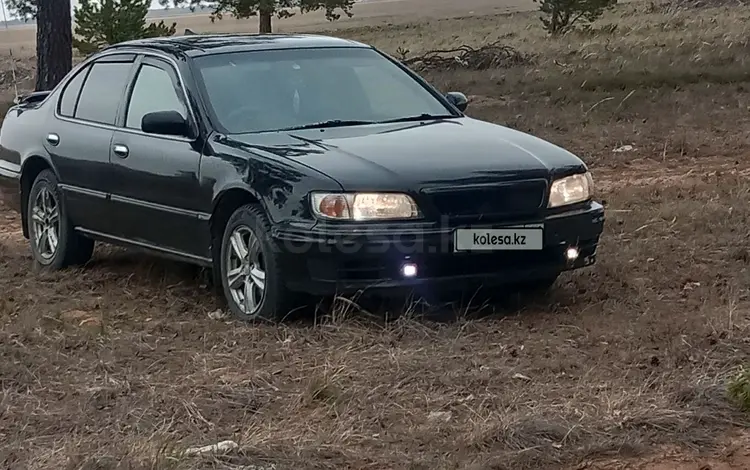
[74,0,177,54]
[5,0,176,54]
[533,0,617,34]
[728,366,750,411]
[162,0,355,33]
[5,0,36,20]
[8,0,354,35]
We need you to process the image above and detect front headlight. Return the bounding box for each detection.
[548,172,593,208]
[311,192,420,221]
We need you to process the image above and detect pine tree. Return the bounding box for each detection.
[7,0,177,57]
[73,0,177,54]
[34,0,72,91]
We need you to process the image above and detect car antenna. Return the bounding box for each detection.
[0,0,20,103]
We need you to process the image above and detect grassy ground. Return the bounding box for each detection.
[3,1,750,469]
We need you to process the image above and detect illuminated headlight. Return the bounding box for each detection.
[311,192,420,221]
[548,172,593,208]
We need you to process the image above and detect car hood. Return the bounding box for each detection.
[225,117,587,190]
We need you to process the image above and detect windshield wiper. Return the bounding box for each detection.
[378,114,455,124]
[275,115,454,132]
[278,119,376,131]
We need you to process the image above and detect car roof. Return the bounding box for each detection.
[103,33,371,58]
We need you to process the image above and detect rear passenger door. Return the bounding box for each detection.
[51,54,136,235]
[108,55,207,258]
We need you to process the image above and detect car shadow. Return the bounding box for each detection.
[305,284,559,325]
[80,248,559,325]
[83,246,212,288]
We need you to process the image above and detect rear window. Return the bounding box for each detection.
[58,65,89,117]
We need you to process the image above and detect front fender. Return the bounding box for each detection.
[210,182,270,220]
[203,139,342,228]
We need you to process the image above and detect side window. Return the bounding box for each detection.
[75,61,133,125]
[58,65,89,117]
[125,63,187,131]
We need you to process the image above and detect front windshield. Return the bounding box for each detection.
[193,47,456,134]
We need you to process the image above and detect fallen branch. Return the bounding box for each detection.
[397,42,530,71]
[183,440,239,457]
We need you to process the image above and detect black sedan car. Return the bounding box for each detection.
[0,34,605,321]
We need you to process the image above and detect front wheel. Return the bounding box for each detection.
[27,169,94,269]
[219,204,298,322]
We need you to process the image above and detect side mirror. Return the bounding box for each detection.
[141,110,191,138]
[445,92,468,112]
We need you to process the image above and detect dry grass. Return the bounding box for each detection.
[3,1,750,469]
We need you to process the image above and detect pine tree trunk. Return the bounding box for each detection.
[259,10,273,33]
[35,0,73,91]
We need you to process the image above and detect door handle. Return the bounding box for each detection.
[46,133,60,146]
[112,144,129,158]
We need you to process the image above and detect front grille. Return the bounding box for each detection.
[423,179,547,221]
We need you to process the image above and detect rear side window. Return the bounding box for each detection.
[75,61,133,125]
[58,65,89,117]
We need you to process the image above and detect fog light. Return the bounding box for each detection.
[401,262,418,277]
[566,247,580,261]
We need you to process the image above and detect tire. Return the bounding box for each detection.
[218,204,298,322]
[27,169,94,270]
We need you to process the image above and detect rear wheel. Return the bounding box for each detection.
[27,169,94,270]
[219,204,298,322]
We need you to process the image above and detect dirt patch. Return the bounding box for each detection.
[582,432,750,469]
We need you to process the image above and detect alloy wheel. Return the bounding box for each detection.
[31,187,60,261]
[225,226,266,315]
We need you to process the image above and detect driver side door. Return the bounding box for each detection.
[108,55,209,260]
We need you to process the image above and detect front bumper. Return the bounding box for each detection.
[273,201,605,295]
